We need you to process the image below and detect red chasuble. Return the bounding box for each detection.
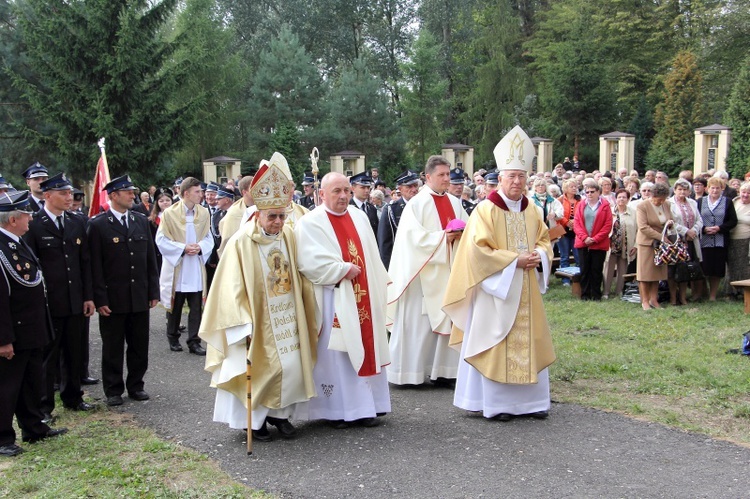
[326,211,377,377]
[431,193,456,229]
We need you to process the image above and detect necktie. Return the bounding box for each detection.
[121,215,127,228]
[39,199,45,208]
[57,215,64,231]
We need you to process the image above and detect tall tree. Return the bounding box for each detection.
[247,25,324,165]
[724,54,750,179]
[647,50,705,175]
[168,0,248,176]
[526,0,618,159]
[400,30,450,165]
[11,0,199,182]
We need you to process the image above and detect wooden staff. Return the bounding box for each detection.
[246,337,252,455]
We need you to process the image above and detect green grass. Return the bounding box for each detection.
[545,280,750,445]
[0,409,268,498]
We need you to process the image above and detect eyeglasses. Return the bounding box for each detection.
[585,190,597,194]
[265,213,288,221]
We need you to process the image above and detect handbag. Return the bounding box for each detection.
[548,224,566,241]
[653,222,690,266]
[674,260,704,283]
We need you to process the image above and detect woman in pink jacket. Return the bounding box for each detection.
[574,180,613,301]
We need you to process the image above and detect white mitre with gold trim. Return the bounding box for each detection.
[493,125,536,172]
[250,152,293,210]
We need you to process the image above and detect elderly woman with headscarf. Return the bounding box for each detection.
[636,182,673,310]
[727,181,750,298]
[667,178,703,305]
[697,177,738,301]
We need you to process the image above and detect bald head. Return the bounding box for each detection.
[320,172,351,213]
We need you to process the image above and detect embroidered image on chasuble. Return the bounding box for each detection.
[327,212,377,377]
[444,200,556,385]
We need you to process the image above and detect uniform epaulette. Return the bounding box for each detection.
[132,210,147,218]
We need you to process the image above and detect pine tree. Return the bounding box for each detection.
[724,55,750,179]
[647,50,705,176]
[11,0,199,182]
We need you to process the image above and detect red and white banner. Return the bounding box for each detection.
[89,139,111,217]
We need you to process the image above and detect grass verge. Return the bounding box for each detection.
[0,408,267,498]
[546,280,750,446]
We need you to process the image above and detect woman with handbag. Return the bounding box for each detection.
[604,189,637,299]
[697,177,738,301]
[557,179,580,285]
[668,179,703,305]
[636,182,674,310]
[727,182,750,298]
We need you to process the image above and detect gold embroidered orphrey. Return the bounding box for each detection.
[505,132,527,168]
[346,238,369,324]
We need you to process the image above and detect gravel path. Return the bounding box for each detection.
[80,312,750,498]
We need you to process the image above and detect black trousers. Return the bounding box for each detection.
[579,247,607,301]
[81,316,92,378]
[166,291,203,347]
[0,348,51,446]
[41,314,85,413]
[100,311,149,397]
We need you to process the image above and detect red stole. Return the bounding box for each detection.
[326,211,376,377]
[431,193,456,229]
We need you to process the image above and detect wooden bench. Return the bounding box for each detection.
[555,270,581,298]
[730,279,750,314]
[622,273,637,283]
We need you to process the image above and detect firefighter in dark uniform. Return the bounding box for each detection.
[0,191,68,457]
[377,170,420,269]
[206,185,234,290]
[21,162,49,213]
[349,172,379,237]
[447,167,474,217]
[298,173,316,210]
[87,175,159,407]
[24,173,96,420]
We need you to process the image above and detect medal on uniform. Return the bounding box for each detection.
[76,238,81,245]
[12,254,18,261]
[113,237,120,243]
[24,274,30,280]
[16,264,22,271]
[24,263,30,269]
[8,242,16,250]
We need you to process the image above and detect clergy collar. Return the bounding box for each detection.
[424,185,446,196]
[323,205,349,217]
[488,189,529,212]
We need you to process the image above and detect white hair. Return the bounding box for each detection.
[0,211,20,226]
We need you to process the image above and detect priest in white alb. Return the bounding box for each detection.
[294,172,391,428]
[387,155,468,386]
[199,153,318,442]
[443,126,556,421]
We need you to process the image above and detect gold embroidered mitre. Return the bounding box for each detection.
[493,125,536,172]
[250,153,293,210]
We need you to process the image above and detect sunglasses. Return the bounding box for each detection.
[585,190,597,194]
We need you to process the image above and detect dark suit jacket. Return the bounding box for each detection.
[87,209,159,314]
[0,231,51,350]
[24,210,93,318]
[377,197,406,269]
[29,197,43,213]
[350,199,379,238]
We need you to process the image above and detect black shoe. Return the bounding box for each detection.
[0,444,24,457]
[330,420,349,429]
[106,395,124,406]
[64,401,95,411]
[53,383,60,392]
[357,417,380,428]
[431,377,456,388]
[189,345,206,356]
[529,410,549,420]
[80,377,100,385]
[22,428,68,443]
[41,413,56,425]
[266,417,297,439]
[493,413,513,422]
[178,324,187,332]
[169,343,183,352]
[252,422,273,442]
[128,390,150,401]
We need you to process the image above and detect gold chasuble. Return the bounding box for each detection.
[443,191,556,384]
[327,212,377,377]
[199,220,317,411]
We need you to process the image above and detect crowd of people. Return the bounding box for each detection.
[2,126,747,456]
